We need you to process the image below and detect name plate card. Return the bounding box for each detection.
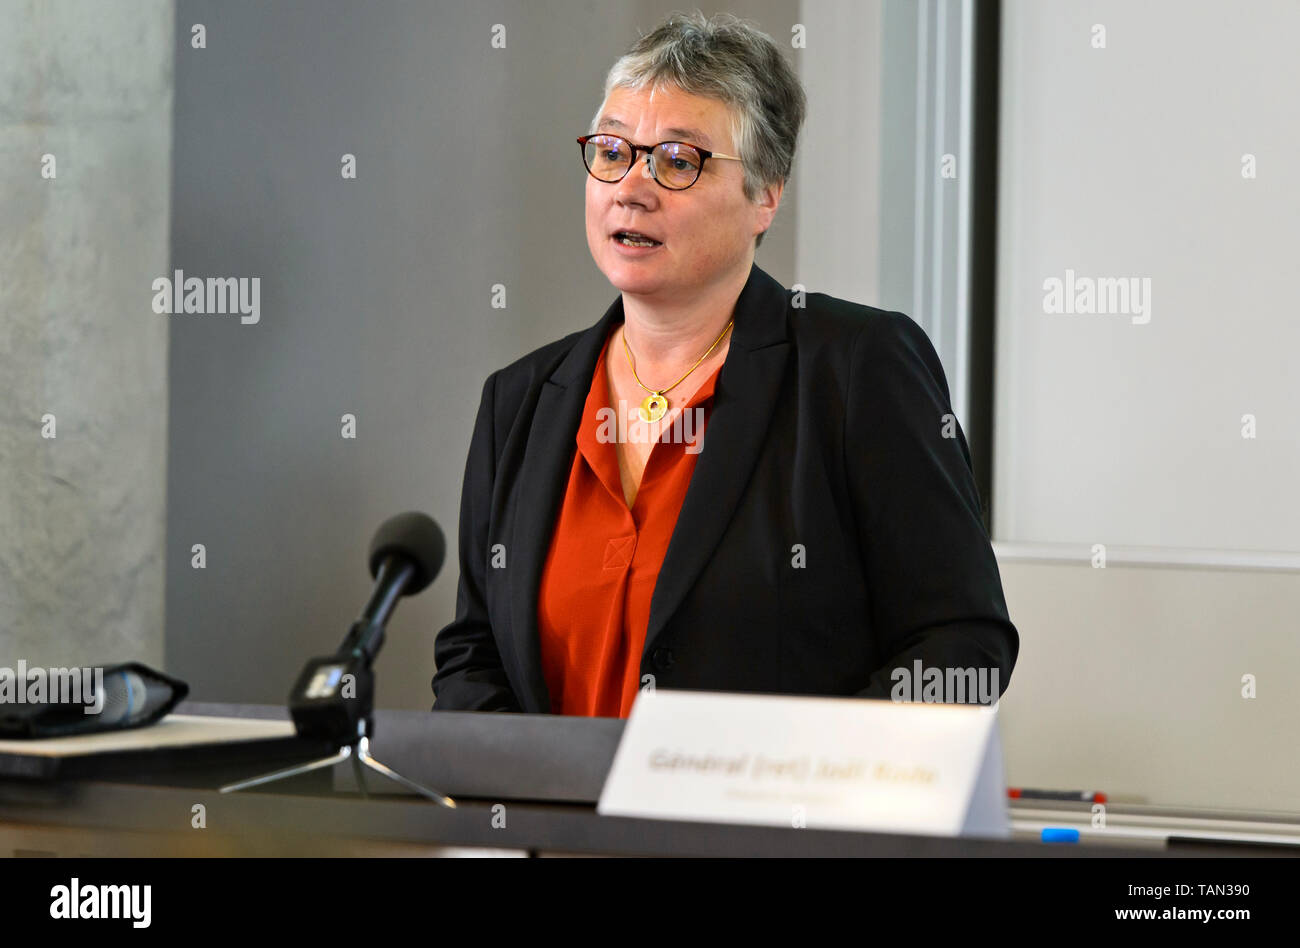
[597,690,1007,838]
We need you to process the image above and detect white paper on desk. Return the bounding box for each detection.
[0,715,295,757]
[596,690,1008,838]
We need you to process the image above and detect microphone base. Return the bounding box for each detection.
[218,722,455,808]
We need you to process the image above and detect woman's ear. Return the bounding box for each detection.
[753,180,785,241]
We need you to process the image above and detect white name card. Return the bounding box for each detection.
[597,690,1008,838]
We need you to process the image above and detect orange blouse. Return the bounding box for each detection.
[537,328,722,717]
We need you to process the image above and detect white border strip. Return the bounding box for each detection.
[992,541,1300,573]
[1011,819,1300,848]
[954,0,974,421]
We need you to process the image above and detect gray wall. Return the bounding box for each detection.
[792,0,881,306]
[165,0,798,710]
[0,0,173,669]
[996,558,1300,811]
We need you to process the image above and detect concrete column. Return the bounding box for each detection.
[0,0,174,667]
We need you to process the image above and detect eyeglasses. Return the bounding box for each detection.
[577,133,742,191]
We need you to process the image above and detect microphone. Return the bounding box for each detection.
[222,511,457,807]
[288,512,445,741]
[97,667,149,727]
[352,511,446,665]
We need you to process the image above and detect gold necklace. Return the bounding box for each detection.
[622,317,734,423]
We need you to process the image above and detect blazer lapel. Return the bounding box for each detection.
[507,296,624,713]
[643,264,792,658]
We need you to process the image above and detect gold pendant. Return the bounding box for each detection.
[638,393,668,423]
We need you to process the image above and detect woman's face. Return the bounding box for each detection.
[584,84,781,305]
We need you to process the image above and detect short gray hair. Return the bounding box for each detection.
[591,11,806,248]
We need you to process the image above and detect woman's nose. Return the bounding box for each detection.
[615,156,659,206]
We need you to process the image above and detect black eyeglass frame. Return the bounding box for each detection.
[576,133,742,191]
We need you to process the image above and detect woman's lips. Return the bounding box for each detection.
[610,233,663,255]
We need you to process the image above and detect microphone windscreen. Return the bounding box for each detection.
[99,668,150,726]
[367,512,445,594]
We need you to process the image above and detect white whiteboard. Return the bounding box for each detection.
[992,0,1300,558]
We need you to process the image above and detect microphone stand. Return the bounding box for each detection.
[219,558,455,807]
[219,717,454,806]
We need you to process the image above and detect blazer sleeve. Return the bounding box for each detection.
[844,312,1019,701]
[430,372,524,712]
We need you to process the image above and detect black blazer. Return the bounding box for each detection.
[431,263,1018,713]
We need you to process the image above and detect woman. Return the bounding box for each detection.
[431,12,1018,715]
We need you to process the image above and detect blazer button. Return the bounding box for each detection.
[652,647,675,670]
